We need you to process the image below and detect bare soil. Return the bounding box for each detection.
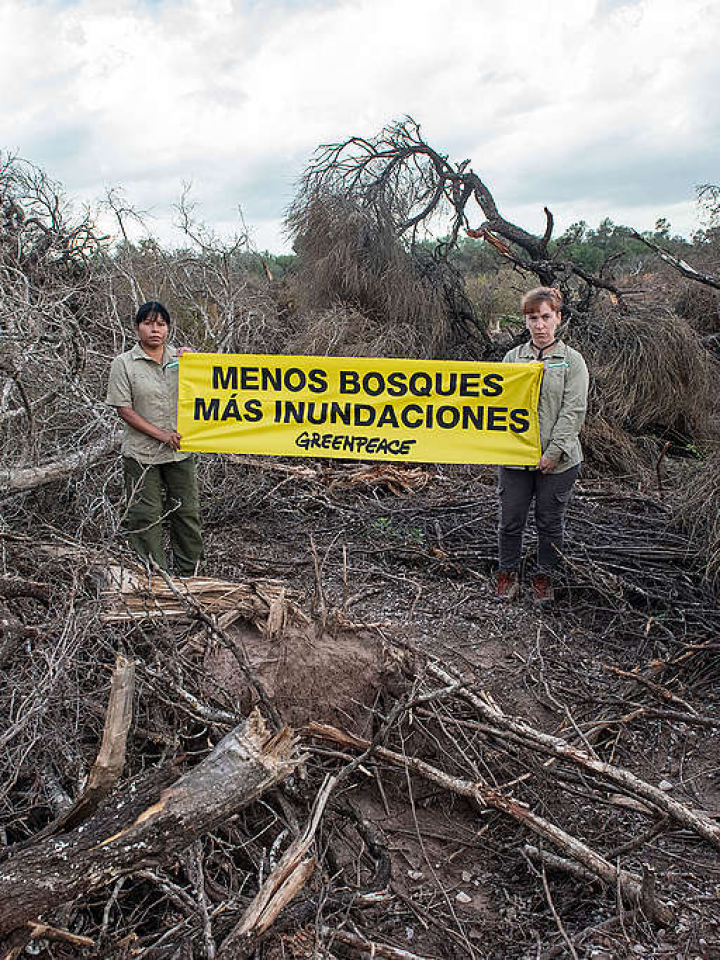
[205,623,393,734]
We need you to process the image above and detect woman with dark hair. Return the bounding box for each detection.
[496,287,588,603]
[106,301,203,575]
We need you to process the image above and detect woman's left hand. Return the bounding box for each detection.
[537,454,558,474]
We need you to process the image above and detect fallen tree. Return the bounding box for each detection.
[0,711,297,942]
[0,431,121,495]
[288,117,626,318]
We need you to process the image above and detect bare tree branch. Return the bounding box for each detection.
[631,230,720,290]
[291,117,623,308]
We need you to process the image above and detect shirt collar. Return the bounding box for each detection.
[130,342,176,365]
[518,339,567,359]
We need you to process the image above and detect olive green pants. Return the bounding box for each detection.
[123,456,204,576]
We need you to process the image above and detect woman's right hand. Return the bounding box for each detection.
[536,453,557,474]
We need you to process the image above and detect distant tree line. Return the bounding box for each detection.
[210,217,713,291]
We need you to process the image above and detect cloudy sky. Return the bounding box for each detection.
[1,0,717,252]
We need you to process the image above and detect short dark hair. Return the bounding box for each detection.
[135,301,170,326]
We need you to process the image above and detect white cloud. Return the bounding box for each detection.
[1,0,717,250]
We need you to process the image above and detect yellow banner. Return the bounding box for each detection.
[177,353,543,465]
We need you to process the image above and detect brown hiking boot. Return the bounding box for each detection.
[496,570,519,600]
[532,573,554,603]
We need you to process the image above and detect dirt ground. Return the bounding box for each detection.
[1,456,718,958]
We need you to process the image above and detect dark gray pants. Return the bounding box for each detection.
[498,465,580,575]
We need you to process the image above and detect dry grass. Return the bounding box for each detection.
[286,194,483,359]
[577,302,718,472]
[465,269,523,331]
[580,415,653,475]
[671,451,720,589]
[674,280,720,336]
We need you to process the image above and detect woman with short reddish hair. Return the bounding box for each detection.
[496,287,588,603]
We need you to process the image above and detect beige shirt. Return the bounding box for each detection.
[502,339,589,473]
[106,343,190,465]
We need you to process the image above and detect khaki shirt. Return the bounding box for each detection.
[106,343,190,465]
[503,340,589,473]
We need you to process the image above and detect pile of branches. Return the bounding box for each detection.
[670,449,720,591]
[675,280,720,338]
[0,155,284,501]
[577,302,717,473]
[0,512,718,957]
[0,155,121,495]
[212,457,720,684]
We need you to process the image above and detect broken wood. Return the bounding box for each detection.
[217,775,335,958]
[605,664,699,716]
[0,711,298,939]
[153,566,285,733]
[101,566,306,628]
[524,843,600,886]
[41,653,135,837]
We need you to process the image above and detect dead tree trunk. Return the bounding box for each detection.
[0,711,297,940]
[0,432,121,495]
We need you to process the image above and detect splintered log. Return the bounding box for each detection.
[0,711,298,939]
[218,775,335,958]
[100,567,306,629]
